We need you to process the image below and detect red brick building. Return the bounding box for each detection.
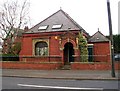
[19,9,111,69]
[88,31,110,63]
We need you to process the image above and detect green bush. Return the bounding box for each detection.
[78,32,88,62]
[12,42,21,54]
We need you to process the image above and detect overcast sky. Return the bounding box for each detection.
[29,0,119,36]
[0,0,119,36]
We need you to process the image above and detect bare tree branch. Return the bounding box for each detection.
[0,0,30,54]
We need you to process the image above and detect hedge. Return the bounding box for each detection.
[1,54,19,61]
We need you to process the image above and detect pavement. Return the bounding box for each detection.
[1,69,120,80]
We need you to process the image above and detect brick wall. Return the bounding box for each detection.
[20,37,32,55]
[1,61,119,70]
[20,33,62,59]
[2,62,62,70]
[115,61,120,70]
[93,42,110,62]
[19,56,62,62]
[71,62,120,70]
[49,36,60,55]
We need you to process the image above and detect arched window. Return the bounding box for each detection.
[35,41,48,56]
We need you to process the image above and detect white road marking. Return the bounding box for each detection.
[18,83,103,90]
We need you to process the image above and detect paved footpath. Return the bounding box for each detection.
[2,69,120,80]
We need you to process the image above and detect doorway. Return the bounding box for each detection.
[63,42,74,65]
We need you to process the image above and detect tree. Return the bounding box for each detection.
[106,34,120,53]
[78,32,88,62]
[0,0,30,54]
[113,34,120,53]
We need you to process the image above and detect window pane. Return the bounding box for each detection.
[39,25,48,30]
[35,41,48,56]
[52,24,62,29]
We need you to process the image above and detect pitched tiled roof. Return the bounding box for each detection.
[88,31,110,42]
[26,9,88,35]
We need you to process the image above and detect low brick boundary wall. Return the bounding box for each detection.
[114,61,120,70]
[71,62,120,70]
[19,56,62,62]
[1,61,62,70]
[0,61,120,70]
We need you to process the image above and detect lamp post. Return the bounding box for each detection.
[107,0,115,77]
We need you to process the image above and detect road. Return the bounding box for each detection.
[2,77,119,91]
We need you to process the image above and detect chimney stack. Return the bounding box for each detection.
[24,26,29,32]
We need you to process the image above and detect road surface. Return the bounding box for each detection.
[2,77,119,91]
